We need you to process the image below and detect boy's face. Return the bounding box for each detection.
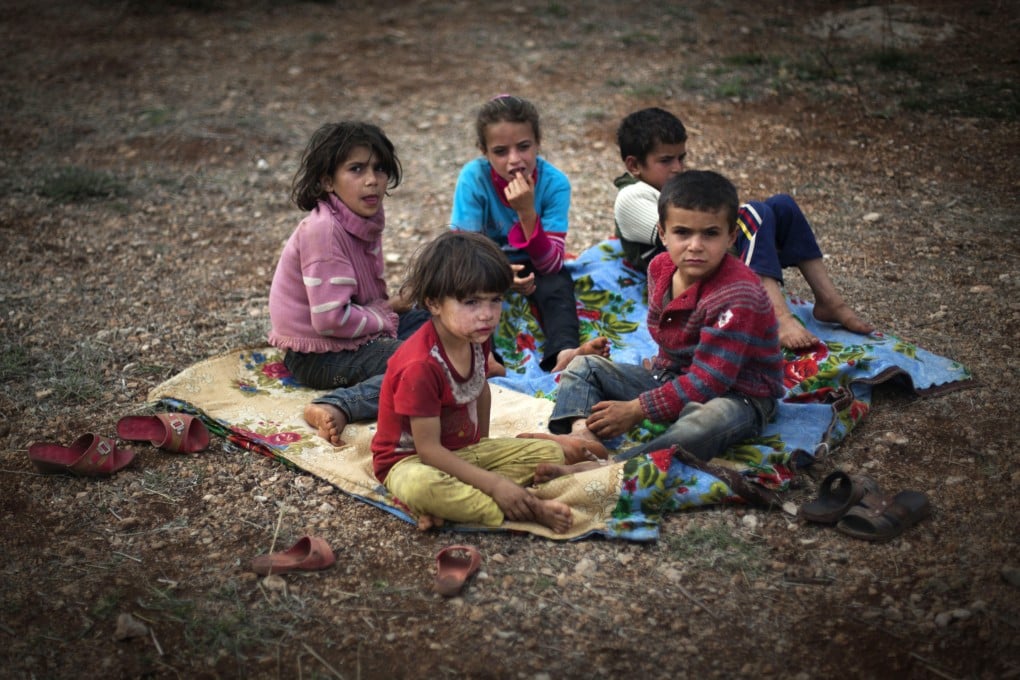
[482,121,539,182]
[625,141,686,191]
[657,204,736,290]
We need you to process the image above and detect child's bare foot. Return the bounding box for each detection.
[526,495,573,533]
[517,432,610,463]
[303,403,349,447]
[534,460,602,484]
[777,313,820,351]
[549,336,610,372]
[813,300,875,336]
[416,514,446,531]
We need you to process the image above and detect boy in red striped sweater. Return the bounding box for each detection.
[523,170,785,473]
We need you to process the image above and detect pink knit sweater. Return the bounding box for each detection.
[267,193,397,354]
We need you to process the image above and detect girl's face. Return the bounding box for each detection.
[322,145,389,218]
[481,121,539,182]
[427,291,504,348]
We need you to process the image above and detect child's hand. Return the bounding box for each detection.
[510,263,537,296]
[489,478,535,523]
[389,291,413,314]
[586,399,644,439]
[504,168,535,216]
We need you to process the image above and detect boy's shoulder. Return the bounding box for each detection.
[703,255,770,303]
[615,177,658,202]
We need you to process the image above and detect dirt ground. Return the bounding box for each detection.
[1,1,1018,678]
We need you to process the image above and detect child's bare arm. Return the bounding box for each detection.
[477,381,491,439]
[410,416,534,521]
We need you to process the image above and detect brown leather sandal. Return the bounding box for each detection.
[836,490,931,542]
[801,470,881,523]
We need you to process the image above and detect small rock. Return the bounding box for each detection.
[741,514,758,530]
[883,431,908,446]
[1001,566,1020,588]
[261,575,287,592]
[113,613,148,641]
[968,284,993,294]
[863,212,881,222]
[781,501,798,516]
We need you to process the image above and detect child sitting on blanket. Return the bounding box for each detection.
[268,121,429,392]
[522,170,785,479]
[450,94,608,372]
[370,231,573,534]
[612,107,874,350]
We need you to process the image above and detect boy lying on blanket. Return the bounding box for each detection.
[522,170,786,477]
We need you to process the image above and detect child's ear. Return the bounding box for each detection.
[657,220,666,238]
[320,174,333,193]
[424,297,441,315]
[624,155,643,177]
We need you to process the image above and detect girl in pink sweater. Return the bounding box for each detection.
[268,121,428,398]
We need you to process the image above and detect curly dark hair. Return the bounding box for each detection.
[616,107,688,163]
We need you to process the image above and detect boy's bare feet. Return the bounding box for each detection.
[549,336,611,373]
[525,494,573,533]
[813,300,875,336]
[517,432,610,463]
[534,460,603,484]
[303,403,349,447]
[416,514,446,531]
[777,312,820,351]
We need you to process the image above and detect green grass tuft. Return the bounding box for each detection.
[38,167,128,203]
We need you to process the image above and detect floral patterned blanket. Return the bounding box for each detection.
[149,240,973,541]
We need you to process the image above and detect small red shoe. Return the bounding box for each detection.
[28,434,136,477]
[434,545,482,597]
[251,536,335,576]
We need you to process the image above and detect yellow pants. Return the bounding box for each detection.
[384,437,564,526]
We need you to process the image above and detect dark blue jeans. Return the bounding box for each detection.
[548,355,776,462]
[513,261,580,372]
[286,307,429,399]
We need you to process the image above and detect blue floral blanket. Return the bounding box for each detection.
[149,240,973,541]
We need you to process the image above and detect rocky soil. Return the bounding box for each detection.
[1,1,1018,678]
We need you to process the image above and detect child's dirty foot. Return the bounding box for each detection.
[813,301,875,336]
[517,432,610,463]
[778,313,820,351]
[303,403,348,447]
[533,460,602,484]
[529,497,573,533]
[416,514,446,531]
[549,337,610,373]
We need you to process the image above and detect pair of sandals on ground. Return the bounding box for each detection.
[27,412,210,476]
[801,469,930,542]
[250,537,480,597]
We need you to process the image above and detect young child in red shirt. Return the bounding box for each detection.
[371,231,573,533]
